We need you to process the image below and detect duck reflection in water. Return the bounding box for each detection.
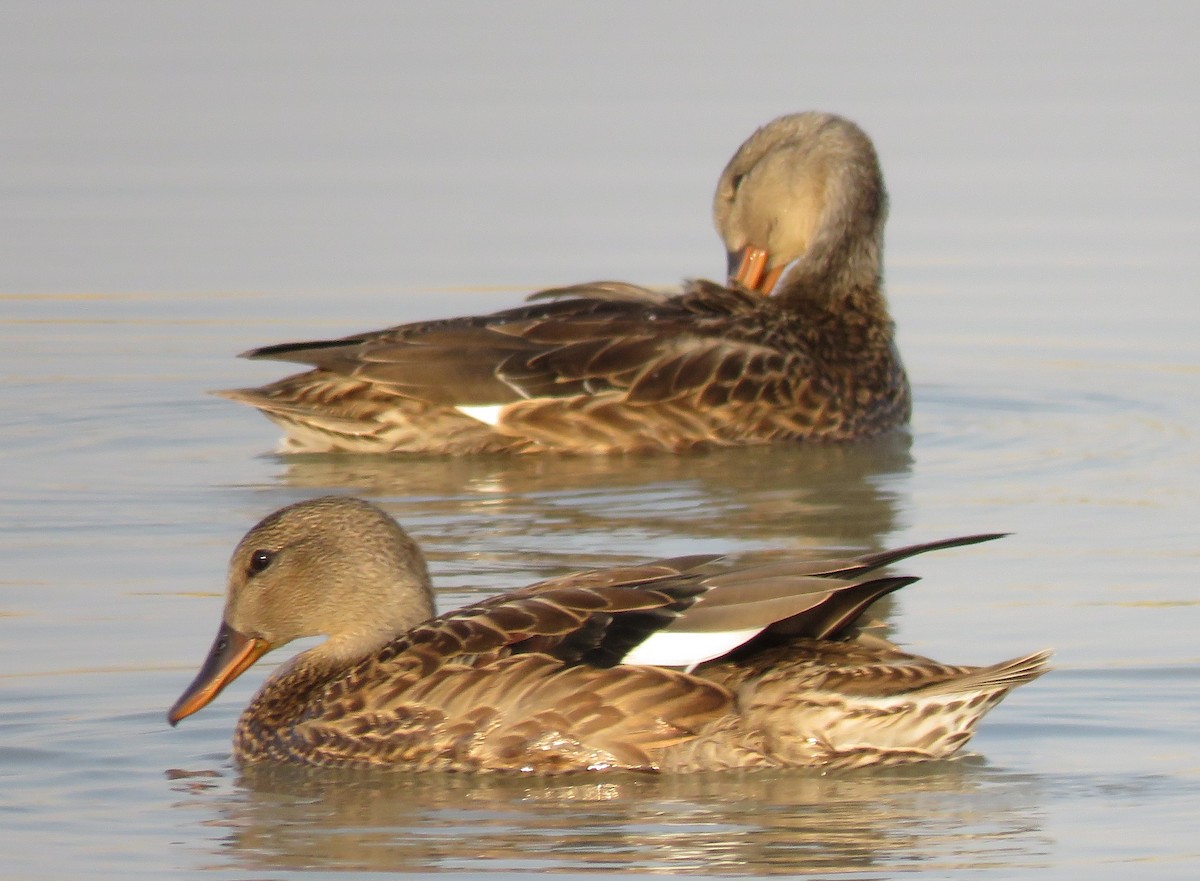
[170,760,1050,876]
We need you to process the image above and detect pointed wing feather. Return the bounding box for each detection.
[235,282,797,415]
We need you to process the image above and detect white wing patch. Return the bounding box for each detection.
[455,404,506,426]
[621,627,765,672]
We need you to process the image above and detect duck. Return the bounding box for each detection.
[217,112,910,453]
[168,497,1049,772]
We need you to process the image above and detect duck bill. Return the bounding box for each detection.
[167,622,271,726]
[728,246,784,295]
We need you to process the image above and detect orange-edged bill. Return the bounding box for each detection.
[167,622,271,726]
[729,246,784,294]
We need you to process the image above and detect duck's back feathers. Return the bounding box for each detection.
[218,279,906,453]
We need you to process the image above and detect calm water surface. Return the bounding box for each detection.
[2,3,1198,879]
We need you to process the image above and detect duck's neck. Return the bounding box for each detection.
[232,634,393,761]
[774,238,892,350]
[772,159,889,330]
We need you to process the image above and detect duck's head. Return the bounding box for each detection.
[713,112,887,296]
[167,496,433,725]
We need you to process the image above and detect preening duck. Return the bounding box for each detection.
[218,112,910,453]
[168,497,1048,772]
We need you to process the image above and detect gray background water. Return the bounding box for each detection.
[2,1,1198,878]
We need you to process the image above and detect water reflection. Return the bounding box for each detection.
[175,760,1048,875]
[249,435,917,626]
[266,434,914,557]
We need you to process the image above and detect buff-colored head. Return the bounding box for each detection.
[714,112,887,296]
[168,496,433,724]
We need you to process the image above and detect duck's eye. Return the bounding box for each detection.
[247,549,274,575]
[729,173,745,194]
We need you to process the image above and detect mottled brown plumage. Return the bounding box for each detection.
[168,497,1049,772]
[218,112,910,453]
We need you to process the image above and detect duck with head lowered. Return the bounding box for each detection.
[218,112,910,453]
[168,497,1049,772]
